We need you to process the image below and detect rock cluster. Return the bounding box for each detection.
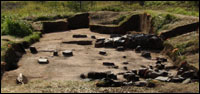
[95,34,164,50]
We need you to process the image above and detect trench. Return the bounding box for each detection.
[1,12,199,88]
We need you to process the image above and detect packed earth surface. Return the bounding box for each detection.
[1,28,176,87]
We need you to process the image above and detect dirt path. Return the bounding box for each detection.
[1,28,174,88]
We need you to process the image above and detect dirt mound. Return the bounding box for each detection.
[68,13,89,29]
[89,13,153,34]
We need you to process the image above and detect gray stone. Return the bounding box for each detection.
[131,69,138,74]
[123,73,139,81]
[182,78,191,84]
[155,76,170,82]
[123,66,128,70]
[38,58,49,64]
[170,76,185,83]
[62,50,73,56]
[155,64,165,70]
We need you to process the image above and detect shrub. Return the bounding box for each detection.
[1,17,33,37]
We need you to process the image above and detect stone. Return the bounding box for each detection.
[116,46,125,51]
[103,62,115,66]
[72,34,87,38]
[99,51,106,55]
[156,57,167,62]
[155,76,170,82]
[155,64,165,70]
[181,70,195,78]
[131,69,138,74]
[182,78,191,84]
[138,68,148,77]
[80,73,86,79]
[95,40,104,48]
[113,66,119,69]
[96,78,124,87]
[156,60,162,64]
[53,50,58,56]
[123,56,127,58]
[91,35,96,39]
[16,73,28,84]
[38,58,49,64]
[96,37,105,42]
[123,73,139,82]
[135,45,142,53]
[134,81,148,87]
[122,62,129,65]
[29,46,38,54]
[62,50,73,56]
[123,66,128,70]
[141,51,151,59]
[170,76,185,83]
[87,72,117,80]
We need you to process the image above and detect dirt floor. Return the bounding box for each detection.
[1,28,175,88]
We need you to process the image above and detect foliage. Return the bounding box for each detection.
[1,16,33,37]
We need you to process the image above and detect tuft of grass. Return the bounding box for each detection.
[166,7,199,17]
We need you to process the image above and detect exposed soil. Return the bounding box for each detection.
[1,28,175,88]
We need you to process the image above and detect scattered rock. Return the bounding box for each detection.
[16,73,28,84]
[38,58,49,64]
[155,76,170,82]
[123,66,128,70]
[103,62,115,66]
[155,64,165,70]
[123,56,127,58]
[156,57,167,62]
[87,71,117,80]
[123,73,139,82]
[182,78,191,84]
[95,40,104,48]
[135,45,142,53]
[131,69,138,74]
[138,68,148,77]
[53,50,58,56]
[91,35,96,39]
[96,78,124,87]
[141,51,151,59]
[80,73,86,79]
[116,46,125,51]
[62,50,73,56]
[29,46,38,54]
[181,70,195,78]
[122,62,129,65]
[134,81,148,87]
[99,51,106,55]
[113,66,119,69]
[72,34,87,38]
[170,75,185,83]
[63,40,92,45]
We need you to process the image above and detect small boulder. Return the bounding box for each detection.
[122,62,129,65]
[99,51,106,55]
[155,76,170,82]
[103,62,115,66]
[30,46,38,54]
[62,50,73,56]
[135,45,142,53]
[91,35,96,39]
[73,34,87,38]
[53,50,58,56]
[141,51,151,59]
[116,46,125,51]
[182,78,191,84]
[38,58,49,64]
